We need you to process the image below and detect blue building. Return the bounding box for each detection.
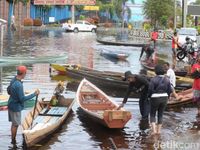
[30,5,71,24]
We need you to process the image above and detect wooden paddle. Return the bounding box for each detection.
[108,137,117,150]
[31,95,38,129]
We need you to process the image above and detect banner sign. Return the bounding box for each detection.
[83,6,99,11]
[188,5,200,16]
[34,0,96,5]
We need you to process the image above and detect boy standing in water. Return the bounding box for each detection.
[172,31,179,66]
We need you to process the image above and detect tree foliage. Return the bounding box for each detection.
[96,0,135,21]
[6,0,29,5]
[143,0,174,28]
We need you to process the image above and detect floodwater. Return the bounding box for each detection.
[0,28,200,150]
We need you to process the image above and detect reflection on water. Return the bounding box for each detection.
[0,29,199,149]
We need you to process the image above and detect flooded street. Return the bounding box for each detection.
[0,29,200,150]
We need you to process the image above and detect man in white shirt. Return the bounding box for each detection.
[163,62,182,100]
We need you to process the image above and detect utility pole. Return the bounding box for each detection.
[174,0,177,29]
[71,5,75,23]
[182,0,187,27]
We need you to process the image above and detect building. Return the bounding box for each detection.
[126,0,146,28]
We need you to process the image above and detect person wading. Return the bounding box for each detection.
[118,70,150,120]
[7,66,40,144]
[163,62,183,100]
[148,64,172,135]
[171,31,179,66]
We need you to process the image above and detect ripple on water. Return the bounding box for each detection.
[0,29,199,149]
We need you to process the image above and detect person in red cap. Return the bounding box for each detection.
[7,65,40,144]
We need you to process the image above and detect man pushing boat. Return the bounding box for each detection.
[118,70,150,121]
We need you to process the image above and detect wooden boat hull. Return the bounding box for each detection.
[147,70,193,84]
[140,61,188,77]
[167,88,193,108]
[100,50,129,60]
[22,96,74,147]
[50,63,68,75]
[76,79,132,128]
[0,94,36,111]
[0,55,67,65]
[51,64,135,95]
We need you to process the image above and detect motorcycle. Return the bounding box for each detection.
[176,39,199,64]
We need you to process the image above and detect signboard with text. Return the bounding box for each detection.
[188,5,200,16]
[83,6,99,11]
[34,0,96,5]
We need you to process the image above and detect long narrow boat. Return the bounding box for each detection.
[167,88,193,108]
[0,94,36,111]
[50,64,192,90]
[147,70,193,84]
[22,96,74,147]
[50,63,123,77]
[100,49,129,60]
[140,61,188,77]
[0,55,67,65]
[76,79,132,128]
[50,64,134,96]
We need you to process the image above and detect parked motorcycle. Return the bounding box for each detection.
[176,37,199,64]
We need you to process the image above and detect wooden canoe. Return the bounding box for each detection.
[76,78,132,128]
[147,70,193,84]
[22,96,74,147]
[0,93,36,111]
[50,64,136,96]
[140,61,188,77]
[167,88,193,108]
[51,64,191,91]
[100,49,129,60]
[50,63,124,77]
[0,55,67,65]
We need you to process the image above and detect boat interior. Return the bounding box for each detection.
[79,83,117,111]
[22,96,73,131]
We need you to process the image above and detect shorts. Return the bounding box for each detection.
[8,109,21,126]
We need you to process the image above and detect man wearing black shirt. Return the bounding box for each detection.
[118,70,150,120]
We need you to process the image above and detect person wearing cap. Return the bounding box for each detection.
[118,70,150,120]
[7,66,40,144]
[148,64,172,135]
[191,54,200,116]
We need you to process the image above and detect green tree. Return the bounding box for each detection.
[194,0,200,4]
[96,0,135,22]
[143,0,174,28]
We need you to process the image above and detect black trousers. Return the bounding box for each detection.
[139,93,150,120]
[150,96,168,124]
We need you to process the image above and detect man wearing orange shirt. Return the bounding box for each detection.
[151,29,158,49]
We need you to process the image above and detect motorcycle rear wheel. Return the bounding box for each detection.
[177,50,186,60]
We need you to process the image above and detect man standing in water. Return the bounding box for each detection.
[118,70,150,120]
[150,29,158,49]
[8,66,40,144]
[191,54,200,116]
[163,62,182,100]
